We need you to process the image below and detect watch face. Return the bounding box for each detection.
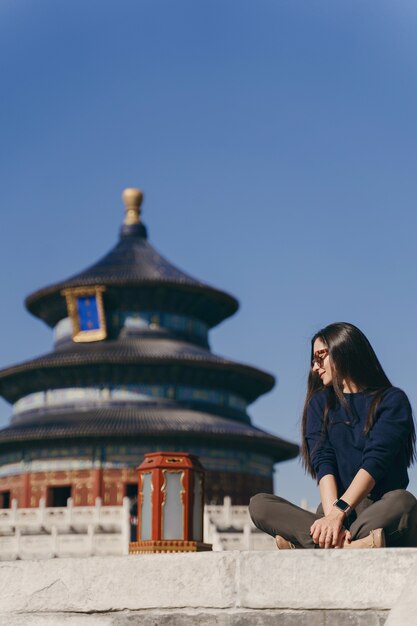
[336,499,350,511]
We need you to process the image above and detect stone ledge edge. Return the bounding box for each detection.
[0,550,415,614]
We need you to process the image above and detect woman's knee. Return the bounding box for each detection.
[248,492,287,523]
[383,489,417,513]
[248,493,270,520]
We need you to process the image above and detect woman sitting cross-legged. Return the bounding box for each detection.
[249,322,417,549]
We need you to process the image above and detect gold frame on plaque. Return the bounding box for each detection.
[61,286,107,343]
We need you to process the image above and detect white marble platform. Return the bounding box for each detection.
[0,549,415,625]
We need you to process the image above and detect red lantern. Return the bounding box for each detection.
[129,452,212,553]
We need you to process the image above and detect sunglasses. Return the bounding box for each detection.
[311,348,329,368]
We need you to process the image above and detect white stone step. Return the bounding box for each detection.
[0,550,415,624]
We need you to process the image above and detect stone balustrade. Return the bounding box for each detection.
[0,498,130,560]
[0,496,280,559]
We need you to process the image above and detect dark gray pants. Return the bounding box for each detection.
[249,490,417,548]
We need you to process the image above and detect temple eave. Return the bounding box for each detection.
[0,350,275,405]
[0,406,299,463]
[26,280,239,329]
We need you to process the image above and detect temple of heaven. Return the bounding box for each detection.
[0,188,298,507]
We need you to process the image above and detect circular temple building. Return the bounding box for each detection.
[0,189,298,507]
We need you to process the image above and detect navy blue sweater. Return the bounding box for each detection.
[305,387,413,500]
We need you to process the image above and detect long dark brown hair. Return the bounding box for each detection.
[301,322,416,477]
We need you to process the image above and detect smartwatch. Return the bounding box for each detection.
[333,498,352,516]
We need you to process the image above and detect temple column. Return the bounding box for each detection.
[22,472,30,508]
[92,468,103,502]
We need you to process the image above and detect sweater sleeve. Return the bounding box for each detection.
[361,388,412,483]
[305,393,337,482]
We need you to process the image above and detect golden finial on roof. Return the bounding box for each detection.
[122,187,144,226]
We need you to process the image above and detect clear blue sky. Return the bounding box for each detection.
[1,1,417,506]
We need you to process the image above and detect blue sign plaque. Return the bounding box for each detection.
[76,296,101,331]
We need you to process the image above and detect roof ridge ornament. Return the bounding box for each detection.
[123,187,143,226]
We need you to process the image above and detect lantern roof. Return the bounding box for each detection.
[25,188,238,328]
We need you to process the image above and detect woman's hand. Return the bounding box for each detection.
[343,530,352,547]
[310,508,346,548]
